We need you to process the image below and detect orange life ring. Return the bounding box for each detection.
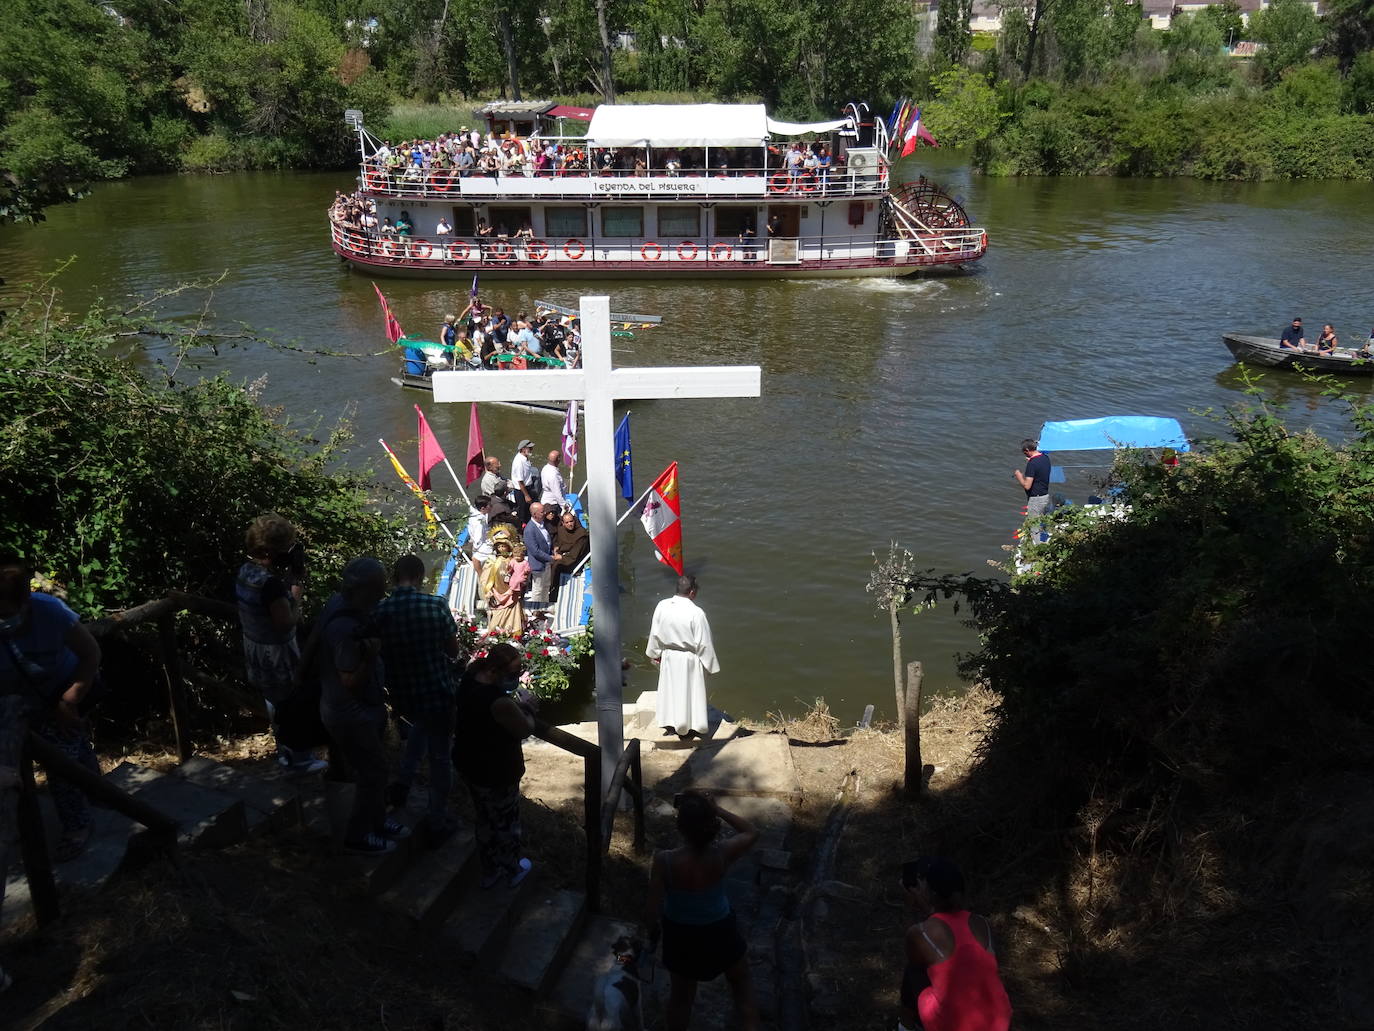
[709,243,733,260]
[564,238,586,260]
[526,238,550,260]
[641,241,662,261]
[488,240,513,261]
[676,240,699,261]
[768,172,792,194]
[431,169,456,192]
[447,240,471,262]
[797,170,817,193]
[980,229,988,251]
[377,238,396,257]
[365,170,386,191]
[413,242,434,259]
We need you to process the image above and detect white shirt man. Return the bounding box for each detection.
[511,439,538,518]
[647,576,720,738]
[540,451,566,510]
[435,217,452,236]
[466,498,493,572]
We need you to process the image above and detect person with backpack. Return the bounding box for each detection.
[317,557,410,856]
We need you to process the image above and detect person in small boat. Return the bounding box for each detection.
[1316,324,1338,355]
[1278,317,1306,351]
[898,856,1012,1031]
[1361,328,1374,359]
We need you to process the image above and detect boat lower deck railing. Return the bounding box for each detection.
[331,223,986,267]
[356,164,889,201]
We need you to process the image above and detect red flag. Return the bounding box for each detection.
[373,281,404,344]
[415,405,446,490]
[639,462,684,575]
[465,402,485,485]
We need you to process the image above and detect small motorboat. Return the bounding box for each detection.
[1222,333,1374,375]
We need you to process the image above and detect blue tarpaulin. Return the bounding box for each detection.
[1039,416,1189,454]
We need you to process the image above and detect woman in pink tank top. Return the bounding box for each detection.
[898,856,1012,1031]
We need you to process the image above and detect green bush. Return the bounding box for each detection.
[1,279,417,616]
[181,132,239,172]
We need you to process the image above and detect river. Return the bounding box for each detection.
[3,157,1372,724]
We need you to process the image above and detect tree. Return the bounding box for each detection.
[1250,0,1324,84]
[935,0,974,66]
[1197,0,1244,48]
[922,66,1005,144]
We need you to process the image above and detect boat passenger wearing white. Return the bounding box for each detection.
[435,217,452,236]
[648,575,720,740]
[1278,318,1306,351]
[1014,439,1053,518]
[511,439,539,524]
[540,451,567,511]
[467,495,494,574]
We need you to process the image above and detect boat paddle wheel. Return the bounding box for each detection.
[882,176,985,261]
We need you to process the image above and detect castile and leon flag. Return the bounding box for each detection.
[639,461,685,576]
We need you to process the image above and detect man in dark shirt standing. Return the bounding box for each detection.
[1014,438,1054,518]
[1279,317,1306,351]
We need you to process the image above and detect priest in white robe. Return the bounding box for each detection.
[647,575,719,738]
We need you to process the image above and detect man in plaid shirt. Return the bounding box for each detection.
[375,554,461,843]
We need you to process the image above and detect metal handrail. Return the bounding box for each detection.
[530,719,646,913]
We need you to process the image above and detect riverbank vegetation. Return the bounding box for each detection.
[2,0,1370,219]
[0,277,416,616]
[878,384,1373,1026]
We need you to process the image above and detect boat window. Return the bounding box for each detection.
[657,207,700,237]
[451,208,475,235]
[488,206,532,235]
[714,206,759,237]
[545,206,588,238]
[601,207,644,238]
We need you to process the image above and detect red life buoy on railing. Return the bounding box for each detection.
[413,242,434,259]
[377,238,396,257]
[641,241,662,261]
[768,172,792,194]
[677,241,699,261]
[447,240,471,262]
[527,238,550,260]
[488,240,513,262]
[979,229,988,251]
[797,170,817,193]
[564,238,586,260]
[431,169,455,192]
[709,243,733,260]
[365,170,386,191]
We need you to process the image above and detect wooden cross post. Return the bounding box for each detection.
[431,296,761,785]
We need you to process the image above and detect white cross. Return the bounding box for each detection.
[431,296,762,784]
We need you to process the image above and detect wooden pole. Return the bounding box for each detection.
[157,612,194,763]
[584,751,602,913]
[904,660,924,798]
[16,748,59,926]
[890,599,905,730]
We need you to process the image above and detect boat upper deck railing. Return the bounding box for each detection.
[356,161,890,201]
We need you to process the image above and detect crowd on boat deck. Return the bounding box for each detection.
[358,129,844,181]
[405,296,581,373]
[1278,317,1374,358]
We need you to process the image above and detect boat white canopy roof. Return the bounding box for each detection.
[586,104,849,147]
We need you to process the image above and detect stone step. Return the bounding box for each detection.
[173,756,302,837]
[495,886,587,996]
[541,913,650,1028]
[2,802,140,934]
[684,733,800,802]
[439,868,539,966]
[376,827,477,931]
[104,761,248,849]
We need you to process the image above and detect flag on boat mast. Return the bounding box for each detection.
[614,413,634,502]
[379,438,447,533]
[373,282,404,344]
[900,108,939,157]
[562,401,579,471]
[639,462,684,576]
[415,406,446,491]
[465,403,485,484]
[469,274,479,299]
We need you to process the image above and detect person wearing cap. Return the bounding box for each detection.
[899,857,1011,1031]
[1279,317,1306,352]
[511,439,539,524]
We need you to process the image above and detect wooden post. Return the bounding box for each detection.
[584,751,602,913]
[16,748,60,926]
[890,599,905,730]
[904,661,924,798]
[157,612,193,762]
[628,739,645,854]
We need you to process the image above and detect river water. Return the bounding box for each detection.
[3,157,1372,724]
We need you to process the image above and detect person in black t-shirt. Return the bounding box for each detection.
[1014,438,1054,518]
[1278,318,1306,351]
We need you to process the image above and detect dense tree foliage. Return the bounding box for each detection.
[0,278,417,615]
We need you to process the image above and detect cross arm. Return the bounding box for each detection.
[606,366,761,400]
[430,369,587,403]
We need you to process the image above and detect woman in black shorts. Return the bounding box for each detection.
[643,791,759,1030]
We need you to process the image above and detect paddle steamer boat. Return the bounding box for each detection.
[330,102,987,280]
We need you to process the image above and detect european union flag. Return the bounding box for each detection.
[614,413,633,502]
